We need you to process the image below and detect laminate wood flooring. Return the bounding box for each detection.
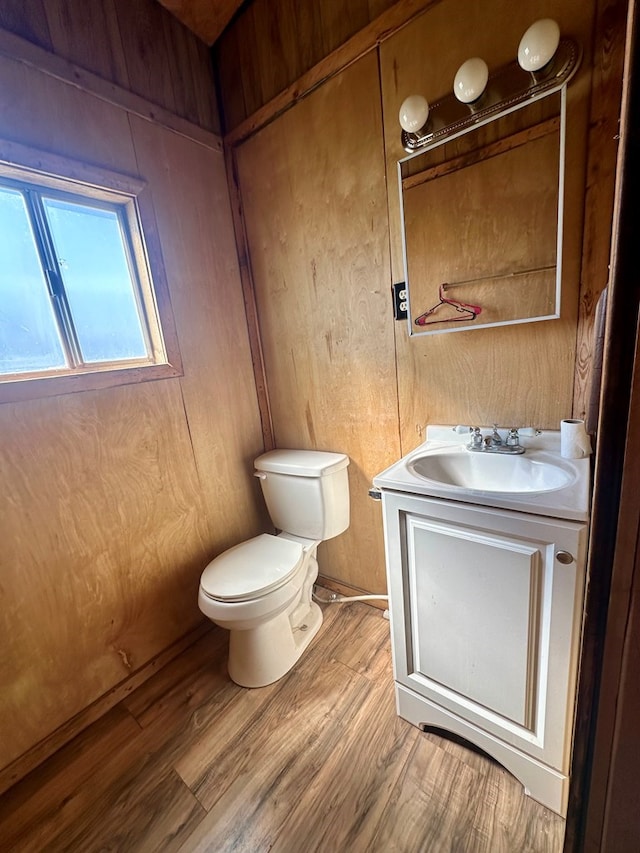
[0,602,565,852]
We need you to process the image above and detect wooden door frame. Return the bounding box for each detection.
[564,0,640,848]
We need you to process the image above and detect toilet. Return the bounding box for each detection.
[198,449,350,687]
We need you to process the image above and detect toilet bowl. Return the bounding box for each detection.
[198,449,350,688]
[199,532,322,687]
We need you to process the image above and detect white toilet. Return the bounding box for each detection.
[198,449,350,687]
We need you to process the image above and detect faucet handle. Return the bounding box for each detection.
[506,428,520,447]
[469,426,483,448]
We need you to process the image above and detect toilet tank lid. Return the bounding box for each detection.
[254,449,349,477]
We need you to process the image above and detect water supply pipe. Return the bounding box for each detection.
[312,585,390,619]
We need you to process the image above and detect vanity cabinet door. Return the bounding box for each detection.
[382,492,587,774]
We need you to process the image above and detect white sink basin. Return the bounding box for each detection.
[372,426,591,521]
[408,448,574,494]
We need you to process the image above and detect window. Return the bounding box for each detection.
[0,140,181,403]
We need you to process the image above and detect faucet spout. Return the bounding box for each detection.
[467,425,526,454]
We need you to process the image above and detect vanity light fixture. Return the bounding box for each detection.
[399,94,430,133]
[399,18,580,154]
[518,18,561,73]
[453,57,489,104]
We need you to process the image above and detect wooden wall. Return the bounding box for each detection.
[0,0,623,792]
[0,0,219,133]
[220,0,622,594]
[380,0,593,442]
[235,52,399,595]
[0,3,265,783]
[214,0,398,131]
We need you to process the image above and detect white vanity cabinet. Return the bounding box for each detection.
[381,490,587,816]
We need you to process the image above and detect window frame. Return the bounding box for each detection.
[0,137,182,404]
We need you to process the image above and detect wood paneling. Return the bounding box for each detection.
[43,0,130,90]
[0,0,51,51]
[0,0,623,808]
[156,0,244,46]
[566,4,639,846]
[0,622,211,797]
[0,27,220,153]
[128,114,267,551]
[379,0,594,448]
[214,0,402,132]
[221,0,620,598]
[0,603,566,852]
[0,5,263,781]
[224,144,275,449]
[234,53,399,595]
[0,50,138,171]
[0,382,211,767]
[116,0,179,114]
[0,0,219,134]
[221,0,444,144]
[572,0,628,421]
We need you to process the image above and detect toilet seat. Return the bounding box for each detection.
[200,533,304,602]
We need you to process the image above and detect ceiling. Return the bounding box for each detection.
[156,0,245,45]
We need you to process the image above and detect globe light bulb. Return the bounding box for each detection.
[399,95,430,133]
[518,18,561,72]
[453,57,489,104]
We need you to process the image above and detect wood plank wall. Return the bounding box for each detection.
[217,0,622,594]
[235,53,399,596]
[214,0,399,131]
[380,0,594,441]
[0,2,265,784]
[0,0,219,133]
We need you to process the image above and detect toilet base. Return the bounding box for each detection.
[228,600,323,688]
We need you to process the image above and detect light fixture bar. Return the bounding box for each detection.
[401,37,581,154]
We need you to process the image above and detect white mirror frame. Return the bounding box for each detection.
[398,85,568,337]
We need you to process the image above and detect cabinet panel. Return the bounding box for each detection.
[407,516,541,727]
[382,491,587,815]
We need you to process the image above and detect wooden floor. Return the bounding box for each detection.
[0,601,565,852]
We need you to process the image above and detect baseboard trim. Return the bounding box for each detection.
[317,575,388,611]
[0,619,213,796]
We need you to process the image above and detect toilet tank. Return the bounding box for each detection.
[254,449,350,540]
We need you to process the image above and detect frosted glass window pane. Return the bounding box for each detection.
[43,198,148,363]
[0,187,66,375]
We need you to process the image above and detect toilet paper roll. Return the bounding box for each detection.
[560,419,592,459]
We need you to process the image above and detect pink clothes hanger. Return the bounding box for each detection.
[414,283,483,327]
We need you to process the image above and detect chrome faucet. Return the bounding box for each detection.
[468,425,526,455]
[485,425,503,448]
[505,428,521,448]
[470,426,484,449]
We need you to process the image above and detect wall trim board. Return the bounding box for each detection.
[566,2,639,848]
[223,0,444,148]
[571,0,627,421]
[0,26,222,153]
[0,620,214,797]
[223,145,274,450]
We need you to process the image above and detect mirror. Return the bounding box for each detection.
[399,89,567,336]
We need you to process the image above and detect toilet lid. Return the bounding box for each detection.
[200,533,304,602]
